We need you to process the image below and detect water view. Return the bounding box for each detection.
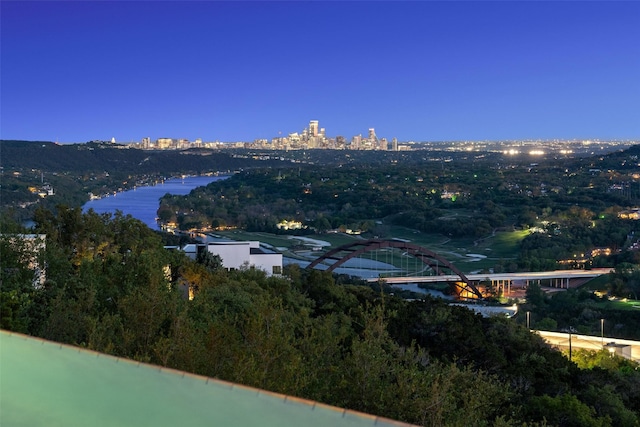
[82,176,226,230]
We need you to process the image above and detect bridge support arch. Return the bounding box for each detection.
[306,239,483,299]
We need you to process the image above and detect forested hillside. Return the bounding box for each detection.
[0,140,297,222]
[2,209,640,426]
[160,145,640,272]
[0,140,294,173]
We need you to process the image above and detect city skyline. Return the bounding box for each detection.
[1,1,639,143]
[132,119,405,151]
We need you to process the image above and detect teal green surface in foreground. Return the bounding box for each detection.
[0,331,413,427]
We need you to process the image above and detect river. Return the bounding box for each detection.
[82,176,226,230]
[81,175,444,284]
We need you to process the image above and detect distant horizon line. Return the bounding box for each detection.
[3,138,640,145]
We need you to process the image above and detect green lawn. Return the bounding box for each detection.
[479,230,530,258]
[455,258,500,272]
[589,298,640,311]
[386,226,451,246]
[306,233,361,247]
[580,275,610,291]
[214,231,295,248]
[213,226,529,274]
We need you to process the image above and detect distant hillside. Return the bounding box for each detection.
[0,140,293,175]
[0,140,302,222]
[2,140,639,225]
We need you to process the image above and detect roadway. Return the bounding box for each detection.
[536,330,640,363]
[371,268,613,286]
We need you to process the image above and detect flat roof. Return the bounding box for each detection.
[0,330,415,427]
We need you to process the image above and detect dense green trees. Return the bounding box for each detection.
[157,146,640,272]
[0,140,310,223]
[609,263,640,299]
[4,141,640,273]
[518,282,640,344]
[3,208,640,426]
[4,142,640,425]
[0,235,43,332]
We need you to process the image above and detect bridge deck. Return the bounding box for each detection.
[371,268,613,284]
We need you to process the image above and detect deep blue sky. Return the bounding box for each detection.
[2,1,639,143]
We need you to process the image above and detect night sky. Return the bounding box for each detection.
[2,1,639,143]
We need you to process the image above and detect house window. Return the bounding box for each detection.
[272,266,282,275]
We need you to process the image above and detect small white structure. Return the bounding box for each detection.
[181,241,282,276]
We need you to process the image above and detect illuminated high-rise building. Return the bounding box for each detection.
[351,134,362,150]
[309,120,319,137]
[156,138,173,149]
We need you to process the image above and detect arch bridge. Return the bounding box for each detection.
[306,239,483,299]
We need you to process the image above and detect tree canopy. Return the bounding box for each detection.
[2,208,640,426]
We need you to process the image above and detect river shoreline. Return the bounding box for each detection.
[82,175,227,230]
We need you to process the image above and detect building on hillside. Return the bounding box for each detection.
[276,220,305,230]
[181,241,282,276]
[619,208,640,220]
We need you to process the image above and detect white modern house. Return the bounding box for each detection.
[181,241,283,276]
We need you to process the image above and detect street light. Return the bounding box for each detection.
[569,330,572,361]
[527,311,531,330]
[601,318,604,348]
